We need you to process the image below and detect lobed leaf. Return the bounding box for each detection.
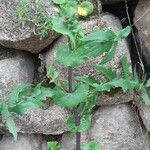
[81,141,101,150]
[67,114,91,133]
[93,65,117,81]
[81,29,116,42]
[53,84,89,108]
[1,103,17,140]
[120,56,131,80]
[100,42,118,65]
[47,141,63,150]
[116,26,131,41]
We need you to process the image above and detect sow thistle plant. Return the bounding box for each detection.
[0,0,150,150]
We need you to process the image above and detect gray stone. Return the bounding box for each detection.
[0,47,68,135]
[0,47,34,100]
[0,0,59,53]
[90,104,146,150]
[0,133,48,150]
[61,104,147,150]
[42,13,132,105]
[61,132,89,150]
[13,105,68,135]
[97,90,134,106]
[139,103,150,132]
[134,0,150,65]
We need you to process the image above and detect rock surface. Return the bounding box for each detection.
[0,0,59,53]
[134,0,150,65]
[13,105,68,135]
[61,132,89,150]
[0,46,34,100]
[139,103,150,132]
[0,133,48,150]
[0,47,68,135]
[61,104,146,150]
[90,104,145,150]
[42,13,132,105]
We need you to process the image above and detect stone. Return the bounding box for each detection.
[89,104,146,150]
[0,47,68,135]
[97,90,134,106]
[134,0,150,65]
[139,103,150,132]
[0,133,48,150]
[42,13,132,105]
[13,105,68,135]
[61,104,146,150]
[0,0,59,53]
[0,46,34,100]
[61,132,89,150]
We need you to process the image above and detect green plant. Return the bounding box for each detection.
[1,0,150,150]
[16,0,52,38]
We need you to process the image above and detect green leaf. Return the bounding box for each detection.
[31,85,54,100]
[141,87,150,104]
[47,67,59,83]
[82,93,98,115]
[76,40,113,58]
[67,115,78,132]
[53,84,89,108]
[81,141,101,150]
[67,114,91,133]
[56,44,85,67]
[52,0,66,4]
[10,101,41,115]
[9,83,32,105]
[56,39,114,68]
[145,79,150,88]
[78,115,91,132]
[47,141,62,150]
[81,29,116,42]
[116,26,131,41]
[95,79,137,92]
[80,1,94,15]
[75,76,100,87]
[120,56,131,80]
[1,103,17,140]
[93,65,117,81]
[52,16,75,46]
[100,42,118,65]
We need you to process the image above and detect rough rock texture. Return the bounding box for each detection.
[89,104,145,150]
[0,133,48,150]
[13,105,68,135]
[0,47,34,100]
[0,47,68,135]
[0,0,59,53]
[97,90,134,105]
[61,132,89,150]
[134,0,150,65]
[61,104,146,150]
[42,13,132,105]
[139,103,150,132]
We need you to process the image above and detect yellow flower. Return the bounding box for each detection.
[78,6,88,17]
[54,7,60,13]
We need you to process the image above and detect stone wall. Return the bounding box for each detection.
[0,0,150,150]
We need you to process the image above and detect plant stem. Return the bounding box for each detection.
[68,40,81,150]
[74,109,81,150]
[68,67,73,93]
